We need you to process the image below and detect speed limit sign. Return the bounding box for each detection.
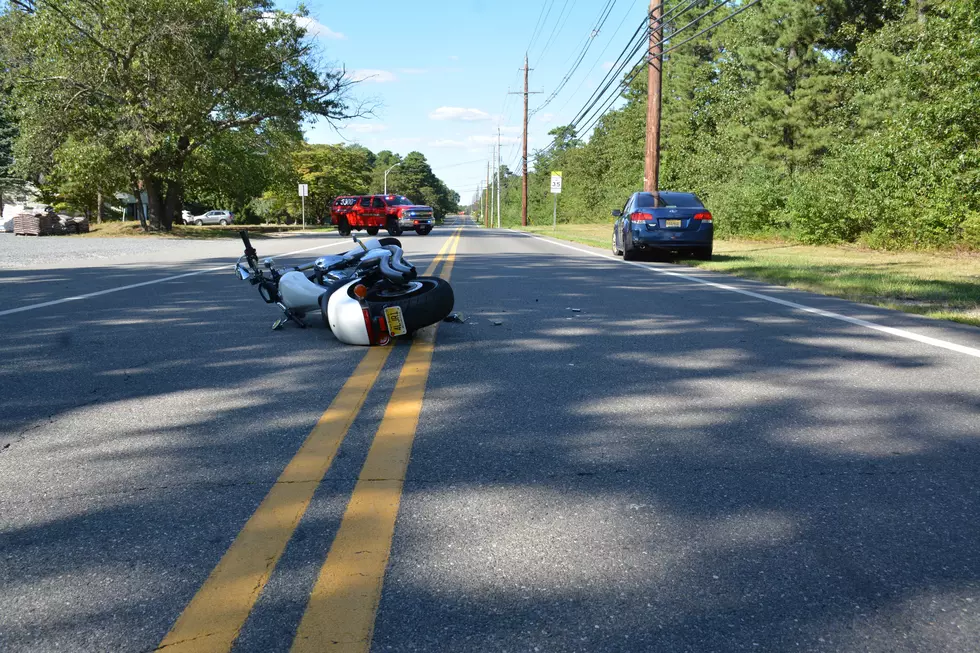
[550,171,562,194]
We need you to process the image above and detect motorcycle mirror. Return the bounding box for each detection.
[235,263,253,281]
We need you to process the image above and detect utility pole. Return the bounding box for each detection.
[496,126,502,229]
[644,0,663,193]
[521,55,529,226]
[509,56,540,227]
[489,144,496,228]
[486,160,491,228]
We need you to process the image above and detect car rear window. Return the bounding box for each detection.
[635,192,703,208]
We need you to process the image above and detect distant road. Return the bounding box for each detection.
[2,225,979,652]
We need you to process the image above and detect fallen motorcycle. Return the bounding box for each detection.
[235,230,454,346]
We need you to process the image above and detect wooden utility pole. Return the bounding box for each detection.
[486,160,491,228]
[521,55,529,226]
[510,56,540,226]
[644,0,663,192]
[496,127,502,228]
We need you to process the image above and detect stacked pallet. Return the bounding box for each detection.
[13,212,90,236]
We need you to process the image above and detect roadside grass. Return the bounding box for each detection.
[82,221,335,239]
[521,224,980,328]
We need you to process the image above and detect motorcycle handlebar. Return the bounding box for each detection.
[239,230,258,270]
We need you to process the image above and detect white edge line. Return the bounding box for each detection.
[0,239,351,318]
[513,230,980,360]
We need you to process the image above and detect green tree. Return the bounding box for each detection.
[292,143,372,223]
[3,0,360,230]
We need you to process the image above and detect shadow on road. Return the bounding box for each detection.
[1,233,978,651]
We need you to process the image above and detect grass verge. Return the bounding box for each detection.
[521,224,980,328]
[82,221,335,239]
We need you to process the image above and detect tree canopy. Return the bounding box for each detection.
[497,0,980,250]
[2,0,360,229]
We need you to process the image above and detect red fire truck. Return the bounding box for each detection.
[330,195,434,236]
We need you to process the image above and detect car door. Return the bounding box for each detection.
[357,197,372,226]
[370,197,386,223]
[621,196,635,250]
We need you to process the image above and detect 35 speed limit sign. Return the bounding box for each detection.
[550,171,562,194]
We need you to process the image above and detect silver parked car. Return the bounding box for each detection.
[188,210,235,226]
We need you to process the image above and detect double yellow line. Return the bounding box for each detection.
[157,229,462,653]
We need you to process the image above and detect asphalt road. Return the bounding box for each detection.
[1,221,979,652]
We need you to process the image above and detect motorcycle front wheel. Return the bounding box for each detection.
[364,277,454,335]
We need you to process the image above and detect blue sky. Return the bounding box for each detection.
[281,0,648,201]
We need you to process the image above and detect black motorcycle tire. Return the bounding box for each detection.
[364,277,454,335]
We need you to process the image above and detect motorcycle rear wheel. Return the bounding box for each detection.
[364,277,454,335]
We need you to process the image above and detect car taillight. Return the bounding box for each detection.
[630,211,650,222]
[694,212,712,222]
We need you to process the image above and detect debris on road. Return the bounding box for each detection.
[491,320,503,326]
[444,312,466,323]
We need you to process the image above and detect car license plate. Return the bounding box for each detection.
[666,219,682,228]
[384,306,407,336]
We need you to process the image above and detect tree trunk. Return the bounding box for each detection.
[163,180,181,230]
[143,176,165,231]
[132,186,149,231]
[96,192,103,224]
[917,0,928,26]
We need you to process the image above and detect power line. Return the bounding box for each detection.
[573,0,733,132]
[538,0,762,161]
[656,0,762,58]
[531,0,618,117]
[552,0,646,115]
[560,0,695,130]
[535,0,579,64]
[525,0,556,55]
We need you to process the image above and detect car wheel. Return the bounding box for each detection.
[622,242,639,261]
[611,230,623,256]
[338,217,352,236]
[195,219,203,226]
[386,217,402,237]
[366,227,380,236]
[219,219,228,226]
[415,226,432,236]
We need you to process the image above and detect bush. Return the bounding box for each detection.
[960,213,980,249]
[786,165,862,244]
[706,166,788,238]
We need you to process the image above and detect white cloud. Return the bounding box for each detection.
[350,69,398,83]
[535,112,555,124]
[498,125,523,134]
[429,139,469,148]
[398,68,428,75]
[382,137,422,148]
[296,16,345,39]
[429,107,492,122]
[449,55,460,61]
[470,134,520,146]
[346,123,387,134]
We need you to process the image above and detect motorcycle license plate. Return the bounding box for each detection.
[666,219,682,228]
[385,306,408,336]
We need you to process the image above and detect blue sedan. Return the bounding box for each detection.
[612,191,713,261]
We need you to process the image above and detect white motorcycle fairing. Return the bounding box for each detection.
[278,270,327,316]
[326,279,372,346]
